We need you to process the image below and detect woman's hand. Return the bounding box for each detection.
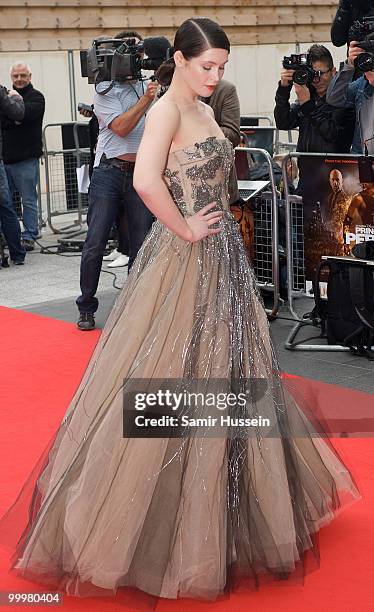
[185,202,223,243]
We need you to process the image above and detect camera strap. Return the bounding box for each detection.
[95,77,115,95]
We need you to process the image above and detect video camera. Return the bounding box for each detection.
[282,53,316,85]
[349,16,374,72]
[80,36,171,93]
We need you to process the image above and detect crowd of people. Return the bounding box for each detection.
[0,0,373,329]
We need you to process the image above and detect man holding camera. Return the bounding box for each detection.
[76,32,156,331]
[326,41,374,155]
[274,44,354,192]
[0,85,26,265]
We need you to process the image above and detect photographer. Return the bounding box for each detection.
[274,44,355,191]
[76,31,157,331]
[331,0,374,48]
[326,41,374,154]
[0,85,26,265]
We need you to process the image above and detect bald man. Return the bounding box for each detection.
[325,168,350,252]
[2,62,45,250]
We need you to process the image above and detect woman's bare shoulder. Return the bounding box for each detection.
[141,96,181,154]
[148,96,181,123]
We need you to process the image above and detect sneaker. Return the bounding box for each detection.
[103,248,120,262]
[12,258,25,265]
[77,312,95,331]
[107,253,129,268]
[22,239,35,251]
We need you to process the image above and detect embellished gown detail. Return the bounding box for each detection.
[2,136,359,600]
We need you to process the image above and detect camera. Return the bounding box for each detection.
[282,53,316,85]
[80,36,171,91]
[349,16,374,72]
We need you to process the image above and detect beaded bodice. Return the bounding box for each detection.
[163,136,234,217]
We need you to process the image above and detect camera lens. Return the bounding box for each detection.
[355,52,374,72]
[293,68,309,85]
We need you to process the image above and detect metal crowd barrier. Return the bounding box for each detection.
[281,151,363,352]
[240,114,298,155]
[42,122,90,234]
[240,125,276,157]
[41,129,280,309]
[240,114,273,126]
[73,122,91,226]
[235,146,280,318]
[274,128,298,155]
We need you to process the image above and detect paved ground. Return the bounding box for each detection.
[0,218,128,308]
[1,216,374,394]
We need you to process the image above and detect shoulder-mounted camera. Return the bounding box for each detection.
[80,36,171,93]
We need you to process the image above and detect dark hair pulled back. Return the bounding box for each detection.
[156,17,230,86]
[308,43,334,71]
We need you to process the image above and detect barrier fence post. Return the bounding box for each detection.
[235,145,280,318]
[42,122,89,234]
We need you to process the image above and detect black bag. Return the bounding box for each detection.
[312,250,374,359]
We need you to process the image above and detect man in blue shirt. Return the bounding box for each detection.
[76,32,157,331]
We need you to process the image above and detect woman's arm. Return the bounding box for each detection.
[134,100,222,242]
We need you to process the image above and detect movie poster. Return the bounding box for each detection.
[230,201,255,259]
[299,156,374,293]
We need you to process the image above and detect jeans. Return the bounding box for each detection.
[0,161,26,262]
[76,161,153,315]
[5,158,40,241]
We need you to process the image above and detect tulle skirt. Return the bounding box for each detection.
[0,214,359,601]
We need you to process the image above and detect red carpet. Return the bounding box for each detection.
[0,306,373,611]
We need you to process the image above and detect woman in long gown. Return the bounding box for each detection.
[0,17,359,602]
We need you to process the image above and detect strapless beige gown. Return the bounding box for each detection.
[1,136,359,601]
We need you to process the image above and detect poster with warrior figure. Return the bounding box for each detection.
[299,156,374,293]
